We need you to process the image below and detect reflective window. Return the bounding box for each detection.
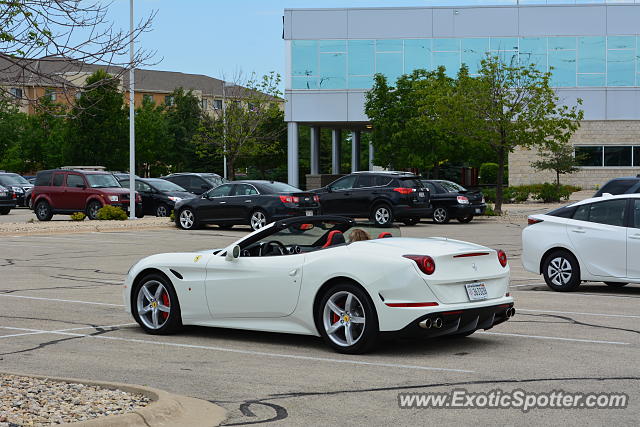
[330,175,357,191]
[208,184,232,198]
[607,49,635,86]
[588,199,627,227]
[462,38,489,74]
[634,200,640,229]
[232,184,259,196]
[52,174,65,187]
[433,52,460,77]
[404,39,431,74]
[66,174,84,188]
[575,146,603,166]
[348,40,374,76]
[319,52,346,89]
[376,39,403,83]
[292,40,317,77]
[604,146,633,167]
[634,147,640,167]
[578,37,605,77]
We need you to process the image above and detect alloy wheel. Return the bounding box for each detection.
[433,208,448,223]
[179,209,195,229]
[322,291,366,347]
[250,211,266,230]
[36,202,49,219]
[374,207,390,225]
[136,280,171,330]
[88,201,101,220]
[156,204,168,217]
[548,257,573,287]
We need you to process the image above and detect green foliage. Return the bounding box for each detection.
[70,212,86,221]
[531,183,573,203]
[169,210,175,222]
[165,88,204,171]
[483,204,501,217]
[96,205,127,220]
[479,163,499,185]
[531,141,581,186]
[135,98,171,176]
[483,184,579,204]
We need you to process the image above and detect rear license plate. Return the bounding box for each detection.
[306,210,313,216]
[475,208,481,214]
[418,192,425,197]
[465,282,488,301]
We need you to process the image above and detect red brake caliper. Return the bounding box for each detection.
[161,292,170,320]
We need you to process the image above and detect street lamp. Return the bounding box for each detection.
[128,0,136,219]
[222,81,236,180]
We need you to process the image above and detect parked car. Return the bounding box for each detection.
[594,175,640,197]
[125,215,514,353]
[161,172,224,195]
[31,169,143,221]
[120,178,194,217]
[312,172,431,226]
[0,185,17,215]
[420,180,486,224]
[174,180,320,231]
[0,172,33,207]
[522,194,640,291]
[112,172,140,182]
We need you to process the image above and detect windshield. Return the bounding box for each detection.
[86,174,121,188]
[202,174,223,186]
[7,174,30,185]
[261,182,303,194]
[148,179,186,192]
[0,175,21,186]
[439,180,467,193]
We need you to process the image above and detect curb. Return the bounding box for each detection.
[1,372,226,427]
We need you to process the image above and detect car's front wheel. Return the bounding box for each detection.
[0,207,10,215]
[35,200,53,221]
[543,250,581,292]
[316,282,379,354]
[177,208,199,230]
[86,200,102,220]
[132,273,181,334]
[432,207,450,224]
[371,203,393,226]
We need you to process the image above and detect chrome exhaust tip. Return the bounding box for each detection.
[433,317,443,329]
[419,318,433,329]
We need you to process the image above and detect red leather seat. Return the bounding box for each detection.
[322,230,346,248]
[378,232,392,239]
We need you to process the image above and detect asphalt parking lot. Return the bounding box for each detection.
[1,217,638,425]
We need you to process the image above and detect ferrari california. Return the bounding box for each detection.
[123,216,514,353]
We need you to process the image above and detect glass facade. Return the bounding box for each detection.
[291,36,640,90]
[575,145,640,167]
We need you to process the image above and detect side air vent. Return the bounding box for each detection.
[169,269,183,280]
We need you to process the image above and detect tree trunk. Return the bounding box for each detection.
[495,145,506,215]
[556,170,560,187]
[228,158,235,180]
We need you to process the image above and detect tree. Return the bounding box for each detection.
[195,72,285,180]
[65,69,128,170]
[0,94,28,170]
[135,98,170,176]
[0,0,154,104]
[165,88,203,171]
[531,141,581,186]
[455,56,583,213]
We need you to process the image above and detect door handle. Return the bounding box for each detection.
[630,234,640,240]
[245,200,251,203]
[219,201,226,204]
[288,269,298,276]
[571,228,586,234]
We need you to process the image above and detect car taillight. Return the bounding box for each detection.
[313,195,320,203]
[12,193,16,199]
[403,255,436,275]
[457,195,469,204]
[528,217,544,225]
[497,249,508,267]
[279,195,299,204]
[393,187,415,195]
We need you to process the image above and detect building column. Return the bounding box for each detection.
[287,122,299,187]
[351,130,361,172]
[368,142,374,171]
[310,126,320,175]
[331,129,341,174]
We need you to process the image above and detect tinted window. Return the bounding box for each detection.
[191,176,210,190]
[599,180,637,195]
[66,174,85,188]
[398,178,424,189]
[122,180,152,192]
[573,199,627,227]
[259,182,301,194]
[86,174,120,188]
[634,200,640,229]
[354,175,373,188]
[373,176,392,187]
[35,171,53,186]
[438,180,466,192]
[6,174,30,185]
[232,184,258,196]
[422,182,437,193]
[548,205,577,218]
[146,179,185,192]
[575,146,603,166]
[330,175,356,191]
[208,184,232,198]
[202,174,223,187]
[0,175,20,186]
[52,173,65,187]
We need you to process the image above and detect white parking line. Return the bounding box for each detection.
[518,308,640,319]
[0,323,136,339]
[0,294,124,307]
[478,331,630,345]
[0,326,474,374]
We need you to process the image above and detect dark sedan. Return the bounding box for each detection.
[174,180,320,230]
[421,180,486,224]
[0,185,17,215]
[0,173,33,207]
[120,178,194,217]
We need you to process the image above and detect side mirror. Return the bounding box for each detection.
[225,245,241,261]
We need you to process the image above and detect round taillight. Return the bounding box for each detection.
[403,255,436,275]
[497,250,508,267]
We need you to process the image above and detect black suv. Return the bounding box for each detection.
[0,172,33,207]
[161,172,224,195]
[312,172,431,226]
[594,175,640,197]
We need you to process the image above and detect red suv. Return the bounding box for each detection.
[31,169,143,221]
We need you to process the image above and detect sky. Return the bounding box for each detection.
[105,0,437,84]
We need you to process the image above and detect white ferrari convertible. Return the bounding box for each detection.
[123,216,514,353]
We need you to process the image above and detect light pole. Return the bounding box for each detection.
[128,0,136,220]
[221,81,235,180]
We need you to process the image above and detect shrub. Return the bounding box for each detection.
[483,204,501,216]
[479,163,499,185]
[96,205,128,221]
[483,188,496,203]
[531,183,578,203]
[70,212,86,221]
[169,210,175,222]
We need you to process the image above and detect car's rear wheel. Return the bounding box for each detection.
[432,207,450,224]
[35,200,53,221]
[177,208,199,230]
[371,203,393,226]
[249,209,268,231]
[605,282,628,288]
[543,250,581,292]
[132,273,181,334]
[86,200,102,220]
[403,217,420,226]
[0,207,10,215]
[316,282,379,354]
[156,203,170,217]
[457,214,474,223]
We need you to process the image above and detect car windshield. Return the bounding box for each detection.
[147,179,186,192]
[202,174,223,186]
[439,181,467,193]
[0,175,21,186]
[86,174,121,188]
[260,182,302,194]
[7,174,30,185]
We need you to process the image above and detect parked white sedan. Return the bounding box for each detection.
[124,216,514,353]
[522,194,640,291]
